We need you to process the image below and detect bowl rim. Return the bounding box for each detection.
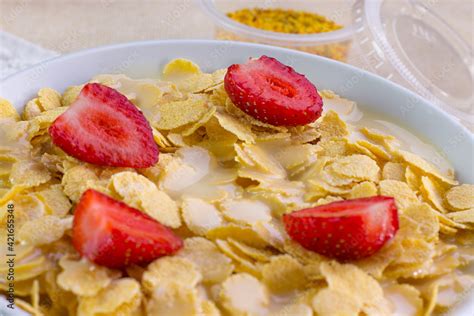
[198,0,356,44]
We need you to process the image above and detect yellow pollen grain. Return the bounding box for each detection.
[227,8,343,35]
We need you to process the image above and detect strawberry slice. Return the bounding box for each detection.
[72,189,182,269]
[49,83,158,168]
[224,55,323,126]
[283,196,398,260]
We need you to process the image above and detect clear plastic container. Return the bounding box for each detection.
[351,0,473,129]
[199,0,356,62]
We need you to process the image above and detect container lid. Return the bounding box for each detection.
[352,0,473,127]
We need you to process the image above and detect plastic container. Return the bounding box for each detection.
[351,0,473,129]
[199,0,356,62]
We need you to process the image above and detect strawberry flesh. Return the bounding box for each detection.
[72,189,182,269]
[283,196,398,260]
[49,83,158,168]
[224,55,323,126]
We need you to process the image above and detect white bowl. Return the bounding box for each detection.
[1,40,473,315]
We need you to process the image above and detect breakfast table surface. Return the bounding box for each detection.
[0,0,472,54]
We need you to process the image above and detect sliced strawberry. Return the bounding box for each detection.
[224,55,323,126]
[49,83,158,168]
[283,196,398,261]
[72,189,182,269]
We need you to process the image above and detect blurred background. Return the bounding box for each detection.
[0,0,473,127]
[0,0,471,53]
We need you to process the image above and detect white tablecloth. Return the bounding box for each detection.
[0,31,57,79]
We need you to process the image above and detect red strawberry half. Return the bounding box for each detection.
[49,83,158,168]
[224,55,323,126]
[283,196,398,261]
[72,189,183,269]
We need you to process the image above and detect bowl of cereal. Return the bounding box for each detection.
[0,40,473,316]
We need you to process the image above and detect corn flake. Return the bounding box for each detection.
[439,223,458,235]
[77,278,142,316]
[283,240,325,265]
[252,220,286,249]
[272,143,314,170]
[57,256,121,297]
[146,283,201,316]
[177,237,233,284]
[62,165,99,201]
[312,288,361,316]
[447,209,474,224]
[0,253,48,283]
[162,58,201,78]
[152,127,172,148]
[238,143,286,177]
[306,181,349,199]
[383,283,423,316]
[206,223,269,248]
[379,179,419,210]
[320,261,390,315]
[355,243,399,279]
[262,255,307,294]
[225,99,287,133]
[38,88,62,111]
[314,195,344,206]
[445,184,474,210]
[271,303,312,316]
[397,149,457,186]
[384,238,435,278]
[10,160,51,187]
[431,205,469,231]
[405,165,422,192]
[159,146,210,192]
[153,98,210,130]
[181,106,217,136]
[35,184,72,217]
[220,198,272,225]
[400,203,440,241]
[317,110,349,139]
[219,273,269,316]
[0,278,36,297]
[18,215,72,246]
[61,85,83,107]
[360,127,395,143]
[214,110,255,143]
[22,98,42,120]
[382,162,406,181]
[215,239,262,277]
[227,238,274,263]
[347,181,378,199]
[27,107,67,140]
[330,154,380,182]
[0,98,20,120]
[355,140,391,160]
[6,194,45,226]
[142,256,202,293]
[201,300,221,316]
[421,176,448,212]
[135,83,164,111]
[348,141,379,160]
[316,138,348,157]
[181,198,223,235]
[110,171,181,228]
